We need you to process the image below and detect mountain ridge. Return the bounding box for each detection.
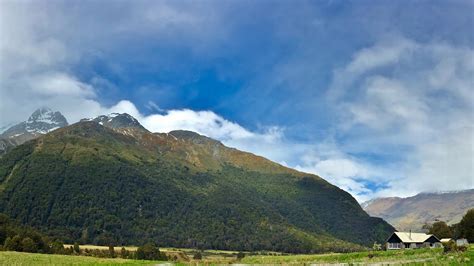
[0,113,393,253]
[363,189,474,231]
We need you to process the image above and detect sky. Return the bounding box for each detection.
[0,0,473,202]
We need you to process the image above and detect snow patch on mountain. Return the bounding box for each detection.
[84,113,147,131]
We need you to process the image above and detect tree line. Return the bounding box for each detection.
[423,209,474,241]
[0,212,166,261]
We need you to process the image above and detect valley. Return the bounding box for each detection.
[1,1,472,264]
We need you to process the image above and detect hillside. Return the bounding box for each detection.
[363,190,474,231]
[0,114,393,253]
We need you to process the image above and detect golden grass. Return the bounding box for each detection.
[63,244,247,254]
[63,244,138,252]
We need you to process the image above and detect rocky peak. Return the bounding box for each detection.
[83,113,148,132]
[0,108,69,155]
[1,108,68,138]
[28,107,53,121]
[25,107,69,134]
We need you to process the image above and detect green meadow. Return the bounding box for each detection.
[241,245,474,265]
[1,245,473,265]
[0,251,163,266]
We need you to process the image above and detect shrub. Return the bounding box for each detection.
[456,245,467,252]
[120,247,130,258]
[372,242,382,251]
[136,242,165,260]
[109,245,115,258]
[193,251,202,260]
[443,240,456,253]
[21,237,37,253]
[50,240,65,254]
[4,235,22,251]
[66,246,74,255]
[73,242,80,254]
[428,221,453,239]
[237,251,245,259]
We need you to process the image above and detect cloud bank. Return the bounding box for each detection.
[1,1,472,202]
[325,37,474,200]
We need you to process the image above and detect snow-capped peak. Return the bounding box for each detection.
[0,108,68,138]
[25,108,68,134]
[108,113,120,118]
[28,107,55,123]
[84,113,147,132]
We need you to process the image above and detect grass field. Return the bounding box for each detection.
[0,251,164,266]
[241,245,474,265]
[62,244,241,263]
[2,245,472,265]
[63,244,248,254]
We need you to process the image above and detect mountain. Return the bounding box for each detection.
[0,113,393,253]
[0,108,68,156]
[363,190,474,231]
[81,113,147,132]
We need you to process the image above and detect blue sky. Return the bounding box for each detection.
[1,0,473,201]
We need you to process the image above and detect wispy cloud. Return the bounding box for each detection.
[0,1,472,202]
[322,38,474,199]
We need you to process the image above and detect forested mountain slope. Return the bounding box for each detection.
[0,114,393,253]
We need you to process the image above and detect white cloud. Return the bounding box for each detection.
[345,38,417,74]
[29,72,96,97]
[296,157,372,201]
[291,139,401,202]
[329,37,418,100]
[0,0,472,204]
[145,101,165,113]
[326,37,474,201]
[303,159,368,181]
[347,76,431,135]
[141,109,254,140]
[409,125,474,191]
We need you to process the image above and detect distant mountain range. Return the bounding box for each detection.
[0,107,68,156]
[0,109,393,253]
[362,190,474,231]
